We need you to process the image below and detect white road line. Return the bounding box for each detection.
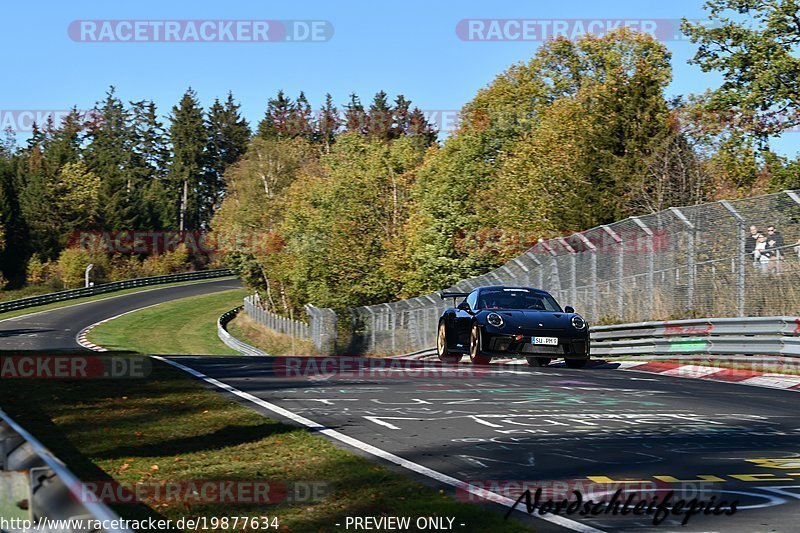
[152,355,605,533]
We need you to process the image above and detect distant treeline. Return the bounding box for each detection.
[0,86,435,288]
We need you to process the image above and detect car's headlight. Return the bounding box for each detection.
[487,313,504,327]
[571,315,586,329]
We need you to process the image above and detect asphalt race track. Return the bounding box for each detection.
[164,355,800,533]
[4,281,800,532]
[0,278,242,351]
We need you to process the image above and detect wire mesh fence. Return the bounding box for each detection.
[243,189,800,355]
[243,294,311,340]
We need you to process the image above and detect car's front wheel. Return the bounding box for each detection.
[526,357,551,367]
[437,322,462,363]
[469,324,491,365]
[565,358,588,369]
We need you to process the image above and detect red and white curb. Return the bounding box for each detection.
[614,360,800,391]
[76,321,109,352]
[397,351,800,392]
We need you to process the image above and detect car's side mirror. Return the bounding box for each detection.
[564,306,575,313]
[457,301,471,312]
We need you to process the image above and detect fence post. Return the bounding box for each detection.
[383,303,396,353]
[669,207,696,314]
[523,251,542,288]
[573,232,598,320]
[631,216,655,320]
[424,294,439,348]
[364,307,376,353]
[601,225,624,320]
[720,200,746,317]
[535,240,559,298]
[557,237,577,306]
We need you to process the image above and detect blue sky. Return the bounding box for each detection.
[3,0,797,156]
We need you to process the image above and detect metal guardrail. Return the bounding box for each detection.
[217,307,269,356]
[0,410,133,533]
[591,316,800,358]
[393,317,800,360]
[0,269,233,315]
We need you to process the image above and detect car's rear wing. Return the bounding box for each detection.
[439,291,468,306]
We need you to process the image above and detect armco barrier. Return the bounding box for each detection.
[0,410,133,533]
[592,316,800,357]
[217,306,269,356]
[391,316,800,360]
[0,269,233,314]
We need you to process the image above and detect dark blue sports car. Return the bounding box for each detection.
[437,286,590,368]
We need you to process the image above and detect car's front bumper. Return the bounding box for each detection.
[482,332,590,358]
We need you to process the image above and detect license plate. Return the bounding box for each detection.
[532,336,558,345]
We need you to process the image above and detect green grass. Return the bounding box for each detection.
[2,287,531,531]
[0,361,531,532]
[87,289,248,355]
[0,277,237,322]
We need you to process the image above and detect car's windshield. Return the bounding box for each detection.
[477,289,562,312]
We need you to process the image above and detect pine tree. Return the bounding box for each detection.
[131,100,171,228]
[317,93,341,152]
[291,91,314,139]
[367,91,392,140]
[343,93,367,134]
[168,88,208,230]
[0,150,28,286]
[392,95,412,138]
[257,90,294,139]
[85,87,136,229]
[205,92,251,222]
[407,107,438,146]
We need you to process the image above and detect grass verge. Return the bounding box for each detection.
[0,277,237,322]
[226,313,318,356]
[0,360,531,532]
[87,289,248,355]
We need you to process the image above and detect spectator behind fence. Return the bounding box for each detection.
[767,225,785,251]
[753,234,771,272]
[766,225,786,273]
[745,225,759,255]
[795,238,800,260]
